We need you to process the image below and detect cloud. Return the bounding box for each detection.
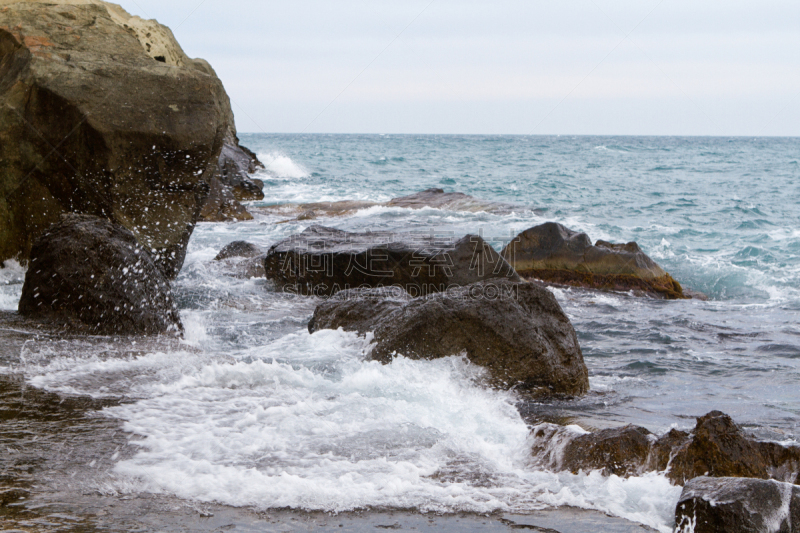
[117,0,800,135]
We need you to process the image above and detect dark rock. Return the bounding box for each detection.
[213,241,265,278]
[529,411,800,486]
[216,142,264,202]
[0,488,29,506]
[668,411,800,485]
[308,286,412,335]
[501,222,687,299]
[265,225,520,296]
[310,280,589,396]
[215,241,264,261]
[675,477,800,533]
[0,1,250,279]
[561,425,655,477]
[199,177,254,222]
[18,214,182,335]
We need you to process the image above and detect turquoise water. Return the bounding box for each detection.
[2,134,799,532]
[246,134,800,303]
[236,134,800,433]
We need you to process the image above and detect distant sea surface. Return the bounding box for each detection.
[1,135,799,532]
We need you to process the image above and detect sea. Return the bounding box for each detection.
[1,134,799,532]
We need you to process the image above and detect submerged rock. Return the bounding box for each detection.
[215,241,264,261]
[675,477,800,533]
[265,225,520,296]
[530,411,800,486]
[255,188,527,222]
[18,214,182,335]
[501,223,687,299]
[309,280,589,396]
[0,0,259,277]
[213,240,265,278]
[386,188,518,213]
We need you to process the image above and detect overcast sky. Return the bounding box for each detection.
[117,0,799,136]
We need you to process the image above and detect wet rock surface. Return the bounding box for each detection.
[213,241,266,278]
[675,476,800,533]
[310,280,589,396]
[215,241,264,261]
[668,411,800,485]
[531,411,800,486]
[501,222,687,299]
[199,176,255,222]
[265,225,520,296]
[18,214,182,335]
[216,142,264,202]
[0,0,260,277]
[255,188,529,222]
[561,425,656,477]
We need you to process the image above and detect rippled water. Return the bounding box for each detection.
[1,135,799,532]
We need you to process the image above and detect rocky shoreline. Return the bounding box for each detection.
[0,2,792,532]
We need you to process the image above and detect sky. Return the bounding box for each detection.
[116,0,800,136]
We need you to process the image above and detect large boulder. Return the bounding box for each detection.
[309,280,589,396]
[675,477,800,533]
[529,411,800,486]
[0,0,258,277]
[18,214,182,335]
[265,225,521,296]
[501,222,686,299]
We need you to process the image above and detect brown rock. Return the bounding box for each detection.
[309,280,589,396]
[561,425,655,477]
[501,222,687,299]
[668,411,800,485]
[0,0,255,278]
[529,411,800,486]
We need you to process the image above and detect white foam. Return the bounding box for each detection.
[0,259,25,311]
[259,152,310,179]
[180,310,209,347]
[10,326,679,531]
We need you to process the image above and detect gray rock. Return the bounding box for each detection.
[309,280,589,396]
[265,225,520,297]
[675,477,800,533]
[18,214,182,335]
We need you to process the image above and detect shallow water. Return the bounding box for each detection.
[1,135,799,532]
